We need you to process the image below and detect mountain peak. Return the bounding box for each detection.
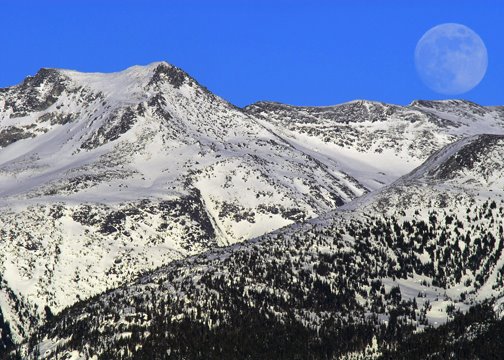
[37,61,195,99]
[146,61,190,89]
[54,61,171,77]
[409,99,485,109]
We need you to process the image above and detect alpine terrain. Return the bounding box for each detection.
[0,62,503,359]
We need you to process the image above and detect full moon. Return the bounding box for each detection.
[415,23,488,95]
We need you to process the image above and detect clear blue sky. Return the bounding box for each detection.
[0,0,502,107]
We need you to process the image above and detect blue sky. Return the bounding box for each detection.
[0,0,502,107]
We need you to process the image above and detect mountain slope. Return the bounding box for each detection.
[379,301,504,360]
[23,133,504,359]
[245,100,504,190]
[0,62,369,341]
[1,62,503,349]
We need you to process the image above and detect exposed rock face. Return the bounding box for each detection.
[1,69,68,117]
[0,126,35,147]
[429,134,504,181]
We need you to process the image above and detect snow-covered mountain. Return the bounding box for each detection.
[0,62,370,341]
[0,61,503,356]
[245,99,504,190]
[23,133,504,359]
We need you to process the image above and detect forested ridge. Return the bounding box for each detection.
[18,197,504,359]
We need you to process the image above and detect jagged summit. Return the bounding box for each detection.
[245,98,394,116]
[409,99,483,107]
[408,99,501,129]
[18,61,187,87]
[57,60,170,74]
[246,99,389,110]
[59,61,197,94]
[1,61,210,118]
